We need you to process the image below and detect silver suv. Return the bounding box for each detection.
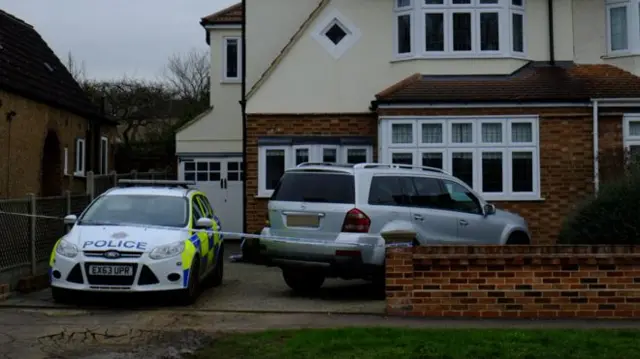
[259,162,530,294]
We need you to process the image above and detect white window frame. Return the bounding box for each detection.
[379,116,541,201]
[74,138,86,177]
[623,114,640,160]
[99,136,108,175]
[221,36,242,83]
[257,144,373,197]
[393,0,526,60]
[388,120,418,148]
[63,147,69,176]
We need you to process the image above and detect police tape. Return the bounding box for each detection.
[0,209,408,246]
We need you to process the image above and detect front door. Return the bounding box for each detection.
[180,157,244,238]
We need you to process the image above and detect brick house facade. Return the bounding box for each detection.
[0,10,116,198]
[246,63,640,244]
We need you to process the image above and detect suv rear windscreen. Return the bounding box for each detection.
[271,171,355,204]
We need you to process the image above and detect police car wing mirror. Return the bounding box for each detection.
[194,217,213,229]
[63,214,77,225]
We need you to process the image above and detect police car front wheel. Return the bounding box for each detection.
[177,259,201,305]
[51,287,75,304]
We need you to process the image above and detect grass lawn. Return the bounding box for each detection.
[193,327,640,359]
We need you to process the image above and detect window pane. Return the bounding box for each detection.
[323,148,337,163]
[610,6,628,51]
[482,152,503,192]
[511,122,533,142]
[272,172,355,204]
[397,0,411,7]
[452,152,473,187]
[453,13,472,51]
[197,162,208,171]
[228,172,239,181]
[425,13,445,51]
[397,14,412,54]
[368,176,406,206]
[347,149,368,164]
[512,151,533,192]
[512,0,523,6]
[630,121,640,136]
[480,0,499,3]
[209,172,220,181]
[197,172,208,182]
[265,149,285,190]
[228,162,239,171]
[184,162,195,171]
[481,123,502,143]
[480,13,500,51]
[324,23,347,45]
[425,0,444,4]
[209,162,221,171]
[411,177,449,209]
[512,13,524,52]
[295,148,309,165]
[452,0,471,3]
[392,152,413,165]
[422,152,443,169]
[452,123,473,143]
[392,123,413,143]
[185,172,195,181]
[422,123,443,143]
[226,39,238,78]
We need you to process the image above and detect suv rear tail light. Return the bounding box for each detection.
[341,208,371,233]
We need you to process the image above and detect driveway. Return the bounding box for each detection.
[0,242,385,314]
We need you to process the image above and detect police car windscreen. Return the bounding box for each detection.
[78,195,188,228]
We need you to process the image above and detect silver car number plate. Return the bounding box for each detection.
[89,265,133,276]
[286,215,320,228]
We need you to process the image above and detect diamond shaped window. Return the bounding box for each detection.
[324,23,347,45]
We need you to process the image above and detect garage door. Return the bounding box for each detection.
[179,157,244,238]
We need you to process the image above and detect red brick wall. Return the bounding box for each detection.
[386,245,640,319]
[245,113,377,233]
[245,108,624,243]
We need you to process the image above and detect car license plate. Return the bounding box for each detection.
[89,265,133,276]
[286,215,320,228]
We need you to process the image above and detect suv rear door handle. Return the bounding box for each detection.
[459,219,468,226]
[413,214,424,221]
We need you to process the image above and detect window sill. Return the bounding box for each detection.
[221,78,241,84]
[255,193,272,199]
[483,195,544,202]
[73,172,86,178]
[601,52,640,60]
[390,53,528,63]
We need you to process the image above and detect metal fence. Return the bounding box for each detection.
[0,169,173,288]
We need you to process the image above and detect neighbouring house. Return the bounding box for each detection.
[175,3,245,236]
[183,0,640,244]
[0,10,117,198]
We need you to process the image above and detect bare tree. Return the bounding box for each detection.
[64,52,87,86]
[162,48,210,120]
[83,78,175,147]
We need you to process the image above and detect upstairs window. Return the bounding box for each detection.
[393,0,526,58]
[222,37,241,82]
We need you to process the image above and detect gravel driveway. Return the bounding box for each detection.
[0,242,385,314]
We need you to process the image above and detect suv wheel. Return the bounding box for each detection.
[282,269,324,294]
[506,232,530,245]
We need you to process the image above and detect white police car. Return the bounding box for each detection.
[49,180,224,305]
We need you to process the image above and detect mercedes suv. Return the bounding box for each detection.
[259,163,531,294]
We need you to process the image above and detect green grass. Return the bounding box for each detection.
[193,328,640,359]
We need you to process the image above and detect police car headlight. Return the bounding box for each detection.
[149,241,185,260]
[56,239,78,258]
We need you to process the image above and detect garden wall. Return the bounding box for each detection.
[386,246,640,319]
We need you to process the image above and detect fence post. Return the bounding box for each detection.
[28,193,36,276]
[87,171,95,200]
[131,170,137,179]
[150,170,155,180]
[65,190,71,215]
[111,170,118,187]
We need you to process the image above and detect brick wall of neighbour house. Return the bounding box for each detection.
[245,107,626,243]
[386,245,640,319]
[0,90,115,198]
[376,107,625,244]
[245,113,377,233]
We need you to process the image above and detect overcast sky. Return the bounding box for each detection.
[0,0,237,81]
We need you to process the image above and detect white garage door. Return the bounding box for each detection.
[179,157,244,239]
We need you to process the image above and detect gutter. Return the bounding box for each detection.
[548,0,555,64]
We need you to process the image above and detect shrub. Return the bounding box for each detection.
[558,151,640,245]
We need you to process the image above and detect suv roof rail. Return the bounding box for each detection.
[117,179,195,189]
[353,163,452,175]
[296,162,354,168]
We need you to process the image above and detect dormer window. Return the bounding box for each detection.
[393,0,526,59]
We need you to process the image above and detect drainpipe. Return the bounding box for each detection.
[592,99,599,195]
[240,0,247,235]
[548,0,555,64]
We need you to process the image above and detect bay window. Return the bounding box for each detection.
[257,142,374,197]
[394,0,526,58]
[382,116,540,200]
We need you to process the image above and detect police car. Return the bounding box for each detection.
[49,179,224,305]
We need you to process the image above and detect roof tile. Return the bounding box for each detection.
[375,62,640,103]
[201,3,243,25]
